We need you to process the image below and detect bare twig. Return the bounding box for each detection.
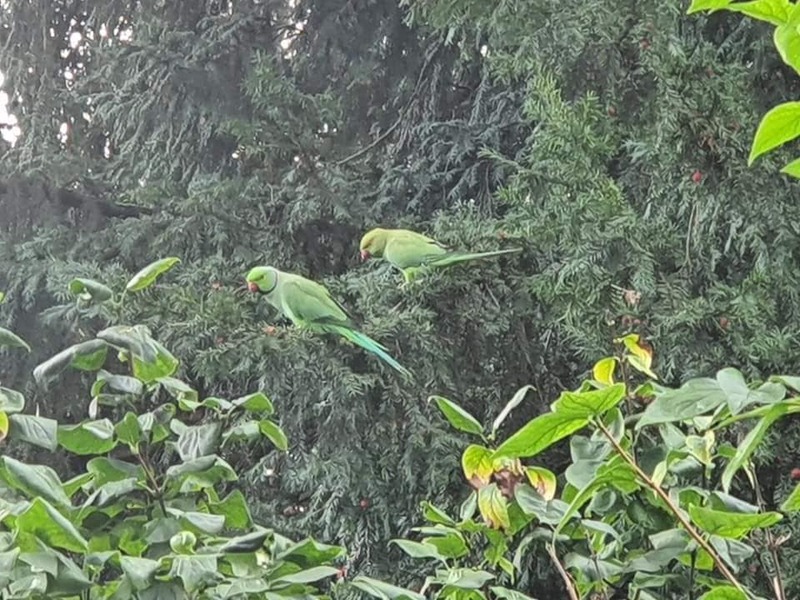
[547,543,580,600]
[752,468,786,600]
[334,42,443,166]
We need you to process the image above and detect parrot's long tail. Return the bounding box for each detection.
[332,326,412,378]
[430,247,521,268]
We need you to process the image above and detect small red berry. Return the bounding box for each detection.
[692,170,703,184]
[791,468,800,480]
[359,498,370,510]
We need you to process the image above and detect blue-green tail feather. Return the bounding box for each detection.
[331,326,412,377]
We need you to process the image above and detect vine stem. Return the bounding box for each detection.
[593,419,748,596]
[546,543,579,600]
[751,468,786,600]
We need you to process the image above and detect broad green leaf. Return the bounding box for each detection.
[0,412,7,443]
[58,419,116,455]
[166,508,226,535]
[8,414,58,451]
[564,552,623,581]
[33,340,108,384]
[749,101,800,164]
[69,278,113,303]
[207,490,252,529]
[158,377,198,405]
[430,395,484,436]
[490,587,539,600]
[0,327,30,352]
[514,485,568,525]
[120,556,160,591]
[478,483,510,530]
[165,455,237,494]
[638,378,727,428]
[259,419,288,451]
[430,568,495,589]
[222,420,261,444]
[91,477,142,508]
[350,575,425,600]
[493,411,587,460]
[716,367,780,414]
[231,391,274,414]
[688,0,791,25]
[1,456,71,506]
[170,530,198,554]
[133,339,178,383]
[462,444,494,483]
[421,501,456,526]
[271,534,343,565]
[390,539,446,561]
[86,457,145,486]
[176,422,222,461]
[423,532,468,559]
[685,430,715,466]
[219,529,270,553]
[126,257,181,292]
[0,387,24,413]
[0,548,19,587]
[780,156,800,177]
[115,412,142,451]
[552,384,626,418]
[721,403,790,492]
[592,357,617,386]
[168,554,217,593]
[709,536,754,570]
[491,385,534,435]
[274,565,340,584]
[93,370,143,396]
[697,586,748,600]
[16,497,88,552]
[7,573,48,597]
[780,482,800,511]
[688,505,782,539]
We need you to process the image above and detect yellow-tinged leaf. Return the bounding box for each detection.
[686,430,715,466]
[462,445,494,484]
[525,467,556,500]
[593,357,618,386]
[0,411,8,443]
[626,354,659,380]
[478,484,510,530]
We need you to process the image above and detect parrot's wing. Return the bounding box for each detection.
[282,277,353,328]
[386,233,449,269]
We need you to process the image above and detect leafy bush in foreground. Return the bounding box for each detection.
[365,336,800,600]
[0,261,346,599]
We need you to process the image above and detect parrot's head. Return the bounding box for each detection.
[245,266,278,294]
[359,228,388,261]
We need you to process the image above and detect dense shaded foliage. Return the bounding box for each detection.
[4,0,800,595]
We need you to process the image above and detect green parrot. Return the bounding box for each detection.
[359,228,521,284]
[245,266,411,377]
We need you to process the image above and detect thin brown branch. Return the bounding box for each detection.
[334,42,443,166]
[751,468,786,600]
[547,543,579,600]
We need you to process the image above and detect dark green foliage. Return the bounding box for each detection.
[5,0,800,596]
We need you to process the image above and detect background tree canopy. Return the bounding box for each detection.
[4,0,800,595]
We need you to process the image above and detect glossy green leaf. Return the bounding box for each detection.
[638,378,727,428]
[478,483,510,530]
[259,419,288,451]
[231,391,274,414]
[33,340,108,384]
[688,505,782,538]
[8,414,58,451]
[491,385,534,435]
[120,556,160,591]
[0,327,30,352]
[274,565,340,584]
[58,419,116,455]
[493,411,587,460]
[749,101,800,164]
[0,387,24,413]
[158,377,198,405]
[781,156,800,177]
[390,539,446,561]
[177,422,222,461]
[86,457,145,486]
[430,395,483,436]
[349,575,425,600]
[490,587,539,600]
[780,482,800,511]
[207,489,252,529]
[461,444,494,483]
[69,278,114,303]
[168,554,217,593]
[721,402,790,492]
[126,257,181,292]
[0,456,71,506]
[16,497,88,552]
[697,586,748,600]
[115,412,142,451]
[689,0,791,25]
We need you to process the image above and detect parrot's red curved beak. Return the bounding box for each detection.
[247,282,259,293]
[360,250,370,261]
